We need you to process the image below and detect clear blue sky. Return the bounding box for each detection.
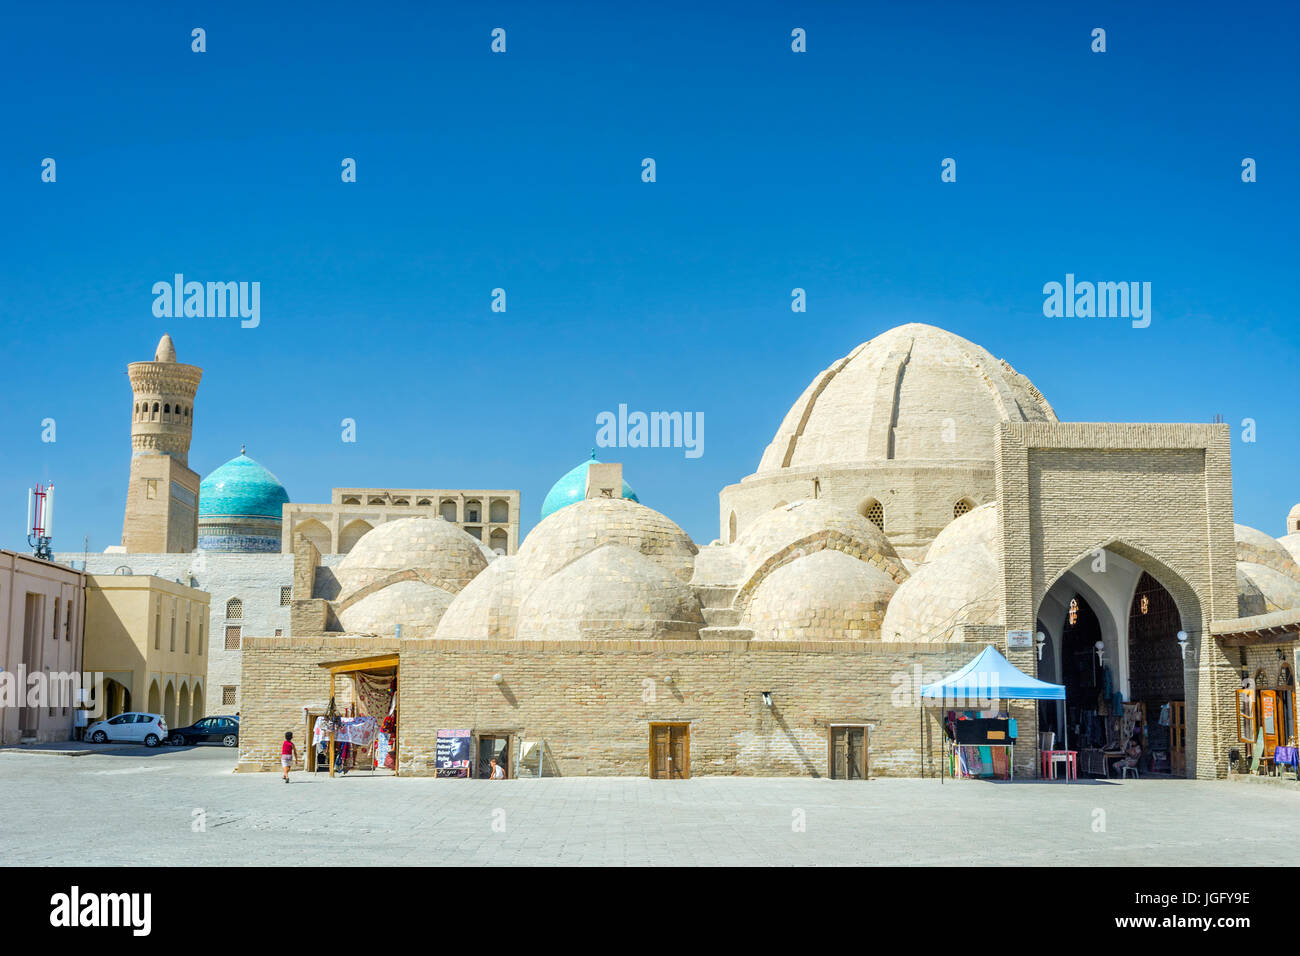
[3,0,1297,554]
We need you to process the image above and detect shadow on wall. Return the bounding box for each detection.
[771,706,822,777]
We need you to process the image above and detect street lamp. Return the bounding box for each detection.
[1035,631,1046,661]
[1176,631,1189,661]
[1094,640,1106,667]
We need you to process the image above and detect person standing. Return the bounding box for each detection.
[281,731,299,783]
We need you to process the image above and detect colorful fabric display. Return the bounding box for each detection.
[312,715,381,748]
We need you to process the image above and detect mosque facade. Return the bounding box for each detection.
[234,323,1300,781]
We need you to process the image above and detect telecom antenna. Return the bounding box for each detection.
[26,482,54,561]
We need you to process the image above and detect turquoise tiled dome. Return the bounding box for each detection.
[540,454,638,521]
[199,453,289,519]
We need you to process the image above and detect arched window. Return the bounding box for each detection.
[728,511,737,544]
[954,497,974,519]
[152,402,160,420]
[225,598,243,620]
[862,499,884,531]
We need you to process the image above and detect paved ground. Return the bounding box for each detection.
[1,745,1295,865]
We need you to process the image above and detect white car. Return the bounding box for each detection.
[85,712,169,748]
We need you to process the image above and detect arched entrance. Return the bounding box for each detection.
[147,681,161,716]
[164,682,177,727]
[101,678,131,719]
[1036,545,1196,777]
[191,684,205,720]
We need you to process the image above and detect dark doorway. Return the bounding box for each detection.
[1060,593,1104,750]
[1127,572,1185,776]
[477,735,509,779]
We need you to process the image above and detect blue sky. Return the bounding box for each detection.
[3,0,1297,553]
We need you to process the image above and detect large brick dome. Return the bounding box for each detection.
[757,323,1057,474]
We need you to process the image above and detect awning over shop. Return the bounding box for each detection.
[920,644,1065,702]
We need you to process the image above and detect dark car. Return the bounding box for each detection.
[167,715,240,747]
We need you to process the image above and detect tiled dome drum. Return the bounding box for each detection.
[197,453,290,552]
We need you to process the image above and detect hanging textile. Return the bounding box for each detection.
[375,733,393,769]
[354,672,395,721]
[312,715,381,748]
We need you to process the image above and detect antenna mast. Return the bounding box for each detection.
[26,482,54,561]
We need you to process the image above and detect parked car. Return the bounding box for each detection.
[167,715,240,748]
[85,712,169,747]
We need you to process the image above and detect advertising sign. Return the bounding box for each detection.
[435,729,472,778]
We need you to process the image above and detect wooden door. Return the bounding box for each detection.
[1259,691,1280,758]
[650,724,689,779]
[1169,701,1186,776]
[830,726,867,780]
[669,725,688,779]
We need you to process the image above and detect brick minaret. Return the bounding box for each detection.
[121,334,203,553]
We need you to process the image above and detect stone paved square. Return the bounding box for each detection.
[1,747,1295,866]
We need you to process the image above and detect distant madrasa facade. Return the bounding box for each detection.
[232,322,1300,781]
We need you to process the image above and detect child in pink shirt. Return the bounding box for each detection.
[281,732,299,782]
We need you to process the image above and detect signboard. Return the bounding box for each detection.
[1006,630,1033,649]
[435,728,472,778]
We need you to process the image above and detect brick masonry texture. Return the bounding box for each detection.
[241,636,1008,777]
[995,422,1238,779]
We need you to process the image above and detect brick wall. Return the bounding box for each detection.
[240,635,1051,778]
[238,636,395,769]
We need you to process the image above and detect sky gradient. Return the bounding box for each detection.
[3,0,1297,553]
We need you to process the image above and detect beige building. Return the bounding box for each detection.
[0,549,86,745]
[283,488,520,556]
[83,574,210,727]
[226,323,1297,779]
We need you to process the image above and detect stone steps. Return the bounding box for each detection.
[698,625,753,641]
[702,606,741,627]
[693,584,738,609]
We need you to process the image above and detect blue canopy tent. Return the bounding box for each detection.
[919,645,1066,781]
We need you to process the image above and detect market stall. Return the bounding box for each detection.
[920,644,1066,782]
[315,654,400,777]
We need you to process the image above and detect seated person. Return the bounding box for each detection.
[1114,723,1144,772]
